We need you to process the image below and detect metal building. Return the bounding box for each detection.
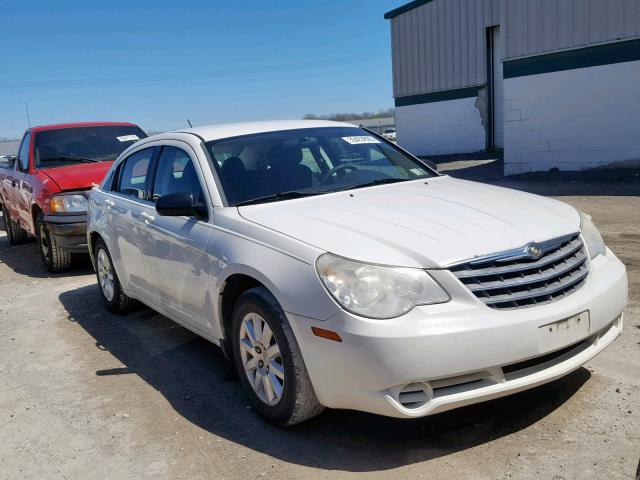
[385,0,640,174]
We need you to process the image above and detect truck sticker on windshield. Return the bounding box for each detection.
[116,135,140,142]
[341,136,380,145]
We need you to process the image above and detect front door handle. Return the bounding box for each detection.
[139,212,155,224]
[104,199,115,208]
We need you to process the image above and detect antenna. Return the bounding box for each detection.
[25,100,31,127]
[187,118,193,128]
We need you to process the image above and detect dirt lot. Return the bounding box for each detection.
[1,166,639,479]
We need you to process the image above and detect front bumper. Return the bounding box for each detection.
[44,214,88,253]
[289,248,628,418]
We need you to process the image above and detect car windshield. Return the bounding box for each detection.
[35,125,146,168]
[205,127,437,206]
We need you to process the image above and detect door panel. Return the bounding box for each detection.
[142,145,213,332]
[13,172,34,233]
[106,147,156,300]
[144,216,212,330]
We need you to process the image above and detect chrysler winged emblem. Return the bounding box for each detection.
[526,243,542,258]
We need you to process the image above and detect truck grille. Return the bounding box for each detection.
[450,234,588,310]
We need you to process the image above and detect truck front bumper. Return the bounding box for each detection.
[44,214,89,253]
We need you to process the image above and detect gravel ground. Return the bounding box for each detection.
[1,167,639,479]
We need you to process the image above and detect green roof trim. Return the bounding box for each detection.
[504,38,640,78]
[384,0,436,19]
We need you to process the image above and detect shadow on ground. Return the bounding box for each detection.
[59,283,591,472]
[421,152,640,197]
[0,222,93,278]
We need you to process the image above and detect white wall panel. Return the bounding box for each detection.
[395,97,486,155]
[503,60,640,173]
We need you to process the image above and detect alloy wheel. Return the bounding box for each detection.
[238,312,285,406]
[97,249,115,302]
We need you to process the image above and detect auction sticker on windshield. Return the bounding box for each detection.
[116,135,140,142]
[342,136,380,145]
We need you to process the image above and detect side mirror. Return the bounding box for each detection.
[155,192,207,219]
[3,155,16,167]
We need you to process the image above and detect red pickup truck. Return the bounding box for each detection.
[0,122,146,271]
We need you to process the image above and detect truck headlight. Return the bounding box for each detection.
[50,194,88,214]
[579,211,605,259]
[316,253,450,319]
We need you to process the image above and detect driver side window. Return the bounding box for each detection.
[151,146,206,213]
[17,132,31,171]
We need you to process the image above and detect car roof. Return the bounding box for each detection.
[30,121,139,133]
[174,119,358,142]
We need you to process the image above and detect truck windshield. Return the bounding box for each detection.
[35,125,146,168]
[205,126,437,206]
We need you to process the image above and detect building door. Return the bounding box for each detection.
[490,26,504,148]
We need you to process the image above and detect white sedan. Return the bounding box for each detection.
[87,120,627,425]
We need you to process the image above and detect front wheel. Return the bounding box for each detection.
[37,213,71,272]
[231,286,324,426]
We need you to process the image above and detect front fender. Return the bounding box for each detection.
[210,228,339,334]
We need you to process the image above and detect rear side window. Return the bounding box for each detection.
[116,148,155,200]
[17,132,31,171]
[151,146,205,205]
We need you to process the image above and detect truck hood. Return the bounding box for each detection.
[41,161,113,191]
[238,176,581,268]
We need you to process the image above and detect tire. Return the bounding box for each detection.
[36,213,71,272]
[231,286,324,426]
[94,238,139,314]
[2,204,28,245]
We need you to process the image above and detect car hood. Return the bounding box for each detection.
[238,176,581,268]
[41,161,113,191]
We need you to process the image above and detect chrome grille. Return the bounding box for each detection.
[450,234,588,310]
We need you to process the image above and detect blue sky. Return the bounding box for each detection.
[0,0,401,138]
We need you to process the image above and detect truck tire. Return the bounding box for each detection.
[94,238,139,313]
[231,286,324,426]
[2,204,28,245]
[36,213,71,272]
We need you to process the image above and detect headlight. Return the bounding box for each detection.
[316,253,450,319]
[50,194,88,214]
[579,210,605,259]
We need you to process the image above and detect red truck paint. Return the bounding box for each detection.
[0,122,145,271]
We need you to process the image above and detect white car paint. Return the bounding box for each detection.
[87,120,627,420]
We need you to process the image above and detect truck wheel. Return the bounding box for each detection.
[36,213,71,272]
[231,286,324,426]
[94,238,138,313]
[2,204,28,245]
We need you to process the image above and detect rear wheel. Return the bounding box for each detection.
[36,213,71,272]
[94,238,138,313]
[231,286,324,426]
[2,204,28,245]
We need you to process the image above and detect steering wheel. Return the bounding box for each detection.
[322,164,359,184]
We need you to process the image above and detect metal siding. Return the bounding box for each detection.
[504,0,640,59]
[492,27,505,148]
[390,0,501,98]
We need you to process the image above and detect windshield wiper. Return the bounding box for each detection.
[235,190,323,207]
[42,155,99,164]
[336,177,410,192]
